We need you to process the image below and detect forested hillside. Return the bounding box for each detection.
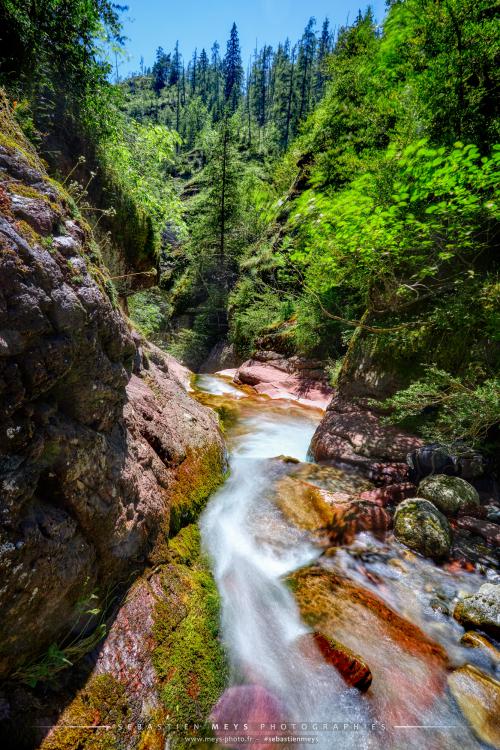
[121,1,499,457]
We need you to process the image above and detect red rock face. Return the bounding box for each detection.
[232,357,333,410]
[359,483,417,507]
[455,516,500,545]
[297,632,372,691]
[291,567,449,730]
[0,111,225,680]
[309,397,422,478]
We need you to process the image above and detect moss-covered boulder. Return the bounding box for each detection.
[394,498,452,559]
[454,583,500,638]
[418,475,480,516]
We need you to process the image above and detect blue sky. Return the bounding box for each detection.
[118,0,387,77]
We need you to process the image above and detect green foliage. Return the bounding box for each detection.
[381,367,500,447]
[129,289,171,341]
[290,140,499,308]
[104,118,182,238]
[0,0,125,140]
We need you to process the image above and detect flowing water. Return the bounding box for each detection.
[197,374,496,750]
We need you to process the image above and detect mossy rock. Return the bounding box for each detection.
[394,498,452,559]
[418,475,480,517]
[168,443,227,538]
[152,525,228,731]
[40,674,130,750]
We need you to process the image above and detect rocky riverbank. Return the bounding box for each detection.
[0,95,227,748]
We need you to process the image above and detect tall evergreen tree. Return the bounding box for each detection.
[198,48,209,102]
[297,18,317,120]
[152,47,170,94]
[315,18,332,99]
[223,23,244,112]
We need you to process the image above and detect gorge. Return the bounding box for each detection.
[0,1,499,749]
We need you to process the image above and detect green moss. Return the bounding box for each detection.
[168,442,226,538]
[15,219,41,246]
[168,524,201,566]
[6,183,47,201]
[152,525,228,732]
[40,674,131,750]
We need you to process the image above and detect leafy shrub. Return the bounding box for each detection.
[381,366,500,447]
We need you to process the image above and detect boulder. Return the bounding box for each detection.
[393,498,452,559]
[448,664,500,748]
[234,359,333,409]
[453,583,500,638]
[359,482,417,507]
[211,685,287,750]
[275,476,391,544]
[418,474,480,516]
[460,631,500,666]
[289,566,448,728]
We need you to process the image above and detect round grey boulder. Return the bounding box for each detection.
[394,498,452,559]
[418,474,479,516]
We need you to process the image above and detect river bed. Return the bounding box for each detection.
[195,374,496,750]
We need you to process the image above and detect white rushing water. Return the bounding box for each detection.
[198,374,485,750]
[199,375,373,749]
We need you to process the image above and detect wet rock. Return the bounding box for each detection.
[275,476,391,544]
[289,566,448,727]
[448,664,500,748]
[429,598,449,615]
[460,631,500,665]
[456,516,500,546]
[211,685,287,750]
[418,474,480,516]
[310,396,422,474]
[394,498,452,559]
[298,632,372,691]
[453,583,500,638]
[359,482,417,507]
[234,359,333,409]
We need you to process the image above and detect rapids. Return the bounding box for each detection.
[197,374,493,750]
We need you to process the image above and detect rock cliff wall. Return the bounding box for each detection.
[0,91,226,701]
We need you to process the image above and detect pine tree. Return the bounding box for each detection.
[210,41,223,118]
[198,48,209,102]
[152,47,169,94]
[190,48,198,95]
[297,18,317,121]
[223,23,244,112]
[170,41,181,86]
[315,18,332,100]
[189,115,243,339]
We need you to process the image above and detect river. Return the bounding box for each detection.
[196,374,493,750]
